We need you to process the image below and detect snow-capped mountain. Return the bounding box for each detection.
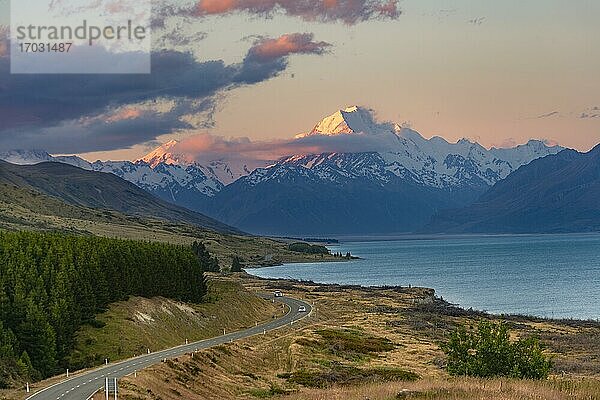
[251,106,563,190]
[0,149,224,201]
[0,106,565,235]
[137,140,266,185]
[0,149,92,170]
[203,106,564,234]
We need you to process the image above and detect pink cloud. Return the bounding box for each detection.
[192,0,401,24]
[173,134,320,162]
[104,107,143,123]
[542,138,560,147]
[247,33,332,62]
[493,137,518,149]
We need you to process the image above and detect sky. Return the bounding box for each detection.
[0,0,599,162]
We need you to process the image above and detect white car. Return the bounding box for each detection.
[274,290,283,297]
[298,306,307,312]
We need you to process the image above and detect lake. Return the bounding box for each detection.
[249,234,600,320]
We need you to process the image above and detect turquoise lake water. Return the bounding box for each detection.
[249,234,600,320]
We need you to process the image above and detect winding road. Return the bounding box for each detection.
[25,295,311,400]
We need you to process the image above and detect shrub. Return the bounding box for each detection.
[297,329,396,362]
[441,320,552,379]
[231,256,243,273]
[288,242,330,255]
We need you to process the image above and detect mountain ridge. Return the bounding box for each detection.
[0,106,565,235]
[0,160,241,234]
[424,145,600,233]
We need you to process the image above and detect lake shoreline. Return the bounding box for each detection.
[244,272,600,325]
[248,235,600,320]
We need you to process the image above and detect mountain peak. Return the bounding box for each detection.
[297,106,394,139]
[138,140,188,168]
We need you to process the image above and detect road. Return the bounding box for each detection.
[25,295,311,400]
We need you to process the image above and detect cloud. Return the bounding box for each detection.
[169,131,399,164]
[189,0,401,24]
[155,26,208,48]
[0,33,330,152]
[246,33,332,62]
[235,33,331,84]
[169,108,403,163]
[0,49,235,132]
[541,138,560,147]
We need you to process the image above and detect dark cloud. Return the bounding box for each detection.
[0,49,235,131]
[176,0,401,25]
[236,33,331,83]
[2,100,215,154]
[0,33,330,152]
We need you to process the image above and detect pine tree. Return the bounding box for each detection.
[231,256,243,273]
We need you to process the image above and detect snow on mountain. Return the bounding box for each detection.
[300,106,395,137]
[136,141,269,186]
[490,140,564,170]
[0,149,223,199]
[0,149,62,165]
[138,140,192,167]
[0,106,565,213]
[249,106,564,189]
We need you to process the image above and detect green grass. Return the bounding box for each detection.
[0,183,343,267]
[279,365,419,388]
[67,278,280,371]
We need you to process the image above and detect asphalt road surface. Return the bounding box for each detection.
[25,295,311,400]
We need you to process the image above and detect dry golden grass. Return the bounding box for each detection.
[8,275,600,400]
[283,378,600,400]
[109,275,600,399]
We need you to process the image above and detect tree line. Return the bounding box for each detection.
[0,230,208,386]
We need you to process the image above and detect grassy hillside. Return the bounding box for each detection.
[0,182,340,266]
[0,277,283,399]
[0,161,239,234]
[0,230,209,385]
[68,277,283,370]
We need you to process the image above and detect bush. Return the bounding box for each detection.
[441,320,552,379]
[231,256,243,273]
[288,242,330,255]
[296,329,395,361]
[281,364,419,388]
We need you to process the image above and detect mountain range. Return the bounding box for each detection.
[0,106,565,235]
[426,145,600,233]
[0,160,239,234]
